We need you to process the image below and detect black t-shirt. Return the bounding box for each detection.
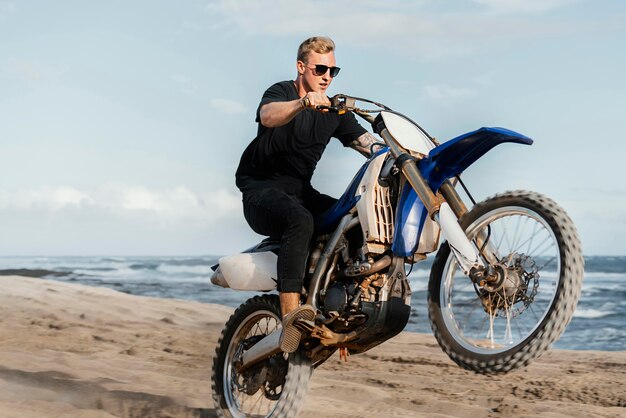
[236,80,367,194]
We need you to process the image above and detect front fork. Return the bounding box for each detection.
[379,128,498,279]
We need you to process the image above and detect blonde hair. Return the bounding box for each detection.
[297,36,335,63]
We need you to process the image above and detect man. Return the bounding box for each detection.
[235,36,378,353]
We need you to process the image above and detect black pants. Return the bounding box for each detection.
[242,185,335,293]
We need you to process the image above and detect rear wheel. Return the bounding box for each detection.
[428,191,583,374]
[211,295,312,417]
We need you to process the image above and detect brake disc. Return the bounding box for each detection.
[478,254,539,317]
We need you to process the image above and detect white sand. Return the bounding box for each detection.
[0,276,624,418]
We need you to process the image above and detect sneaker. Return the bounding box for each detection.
[279,304,316,353]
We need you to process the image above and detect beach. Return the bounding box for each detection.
[0,275,624,418]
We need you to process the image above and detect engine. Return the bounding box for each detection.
[321,279,370,332]
[320,260,390,333]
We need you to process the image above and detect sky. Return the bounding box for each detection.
[0,0,624,256]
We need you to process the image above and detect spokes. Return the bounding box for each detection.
[441,207,561,355]
[224,311,283,418]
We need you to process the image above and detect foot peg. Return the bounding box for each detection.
[280,304,316,353]
[293,318,315,333]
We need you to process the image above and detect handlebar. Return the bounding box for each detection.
[313,94,390,124]
[315,105,341,113]
[316,94,436,154]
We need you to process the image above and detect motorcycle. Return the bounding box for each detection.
[210,94,584,418]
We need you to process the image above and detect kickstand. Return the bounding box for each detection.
[338,347,349,362]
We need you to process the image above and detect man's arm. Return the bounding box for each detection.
[259,99,304,128]
[349,132,381,158]
[259,92,331,128]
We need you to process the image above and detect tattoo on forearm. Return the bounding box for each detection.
[350,132,381,157]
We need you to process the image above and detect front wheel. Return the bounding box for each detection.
[211,295,312,417]
[428,190,583,375]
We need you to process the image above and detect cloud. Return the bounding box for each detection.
[0,187,93,210]
[470,0,578,14]
[423,84,476,100]
[181,21,203,32]
[472,71,497,86]
[171,74,190,84]
[0,184,241,223]
[98,184,241,222]
[0,184,247,255]
[118,186,164,211]
[204,1,441,44]
[209,98,247,115]
[203,0,580,59]
[0,1,15,16]
[4,59,43,82]
[170,73,198,95]
[2,58,69,85]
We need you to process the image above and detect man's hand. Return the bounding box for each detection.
[302,92,331,111]
[259,92,332,128]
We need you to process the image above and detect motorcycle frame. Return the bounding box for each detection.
[239,109,501,372]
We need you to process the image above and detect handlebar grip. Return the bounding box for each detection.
[316,105,337,112]
[316,105,346,115]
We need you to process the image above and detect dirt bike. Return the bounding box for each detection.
[210,94,584,418]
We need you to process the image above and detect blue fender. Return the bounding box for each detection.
[391,182,429,257]
[418,127,533,192]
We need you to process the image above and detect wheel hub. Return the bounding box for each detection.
[233,335,288,399]
[479,254,538,316]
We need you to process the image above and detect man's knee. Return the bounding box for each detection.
[285,209,314,238]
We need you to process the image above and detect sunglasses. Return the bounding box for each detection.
[309,64,341,78]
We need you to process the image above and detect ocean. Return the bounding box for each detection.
[0,255,623,352]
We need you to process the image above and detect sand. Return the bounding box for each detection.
[0,275,624,418]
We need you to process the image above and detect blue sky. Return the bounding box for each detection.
[0,0,624,256]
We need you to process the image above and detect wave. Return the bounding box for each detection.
[157,257,220,267]
[581,276,626,296]
[0,268,71,278]
[157,264,215,275]
[573,308,616,319]
[583,256,626,273]
[129,263,160,270]
[66,267,117,272]
[100,257,127,262]
[583,272,626,280]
